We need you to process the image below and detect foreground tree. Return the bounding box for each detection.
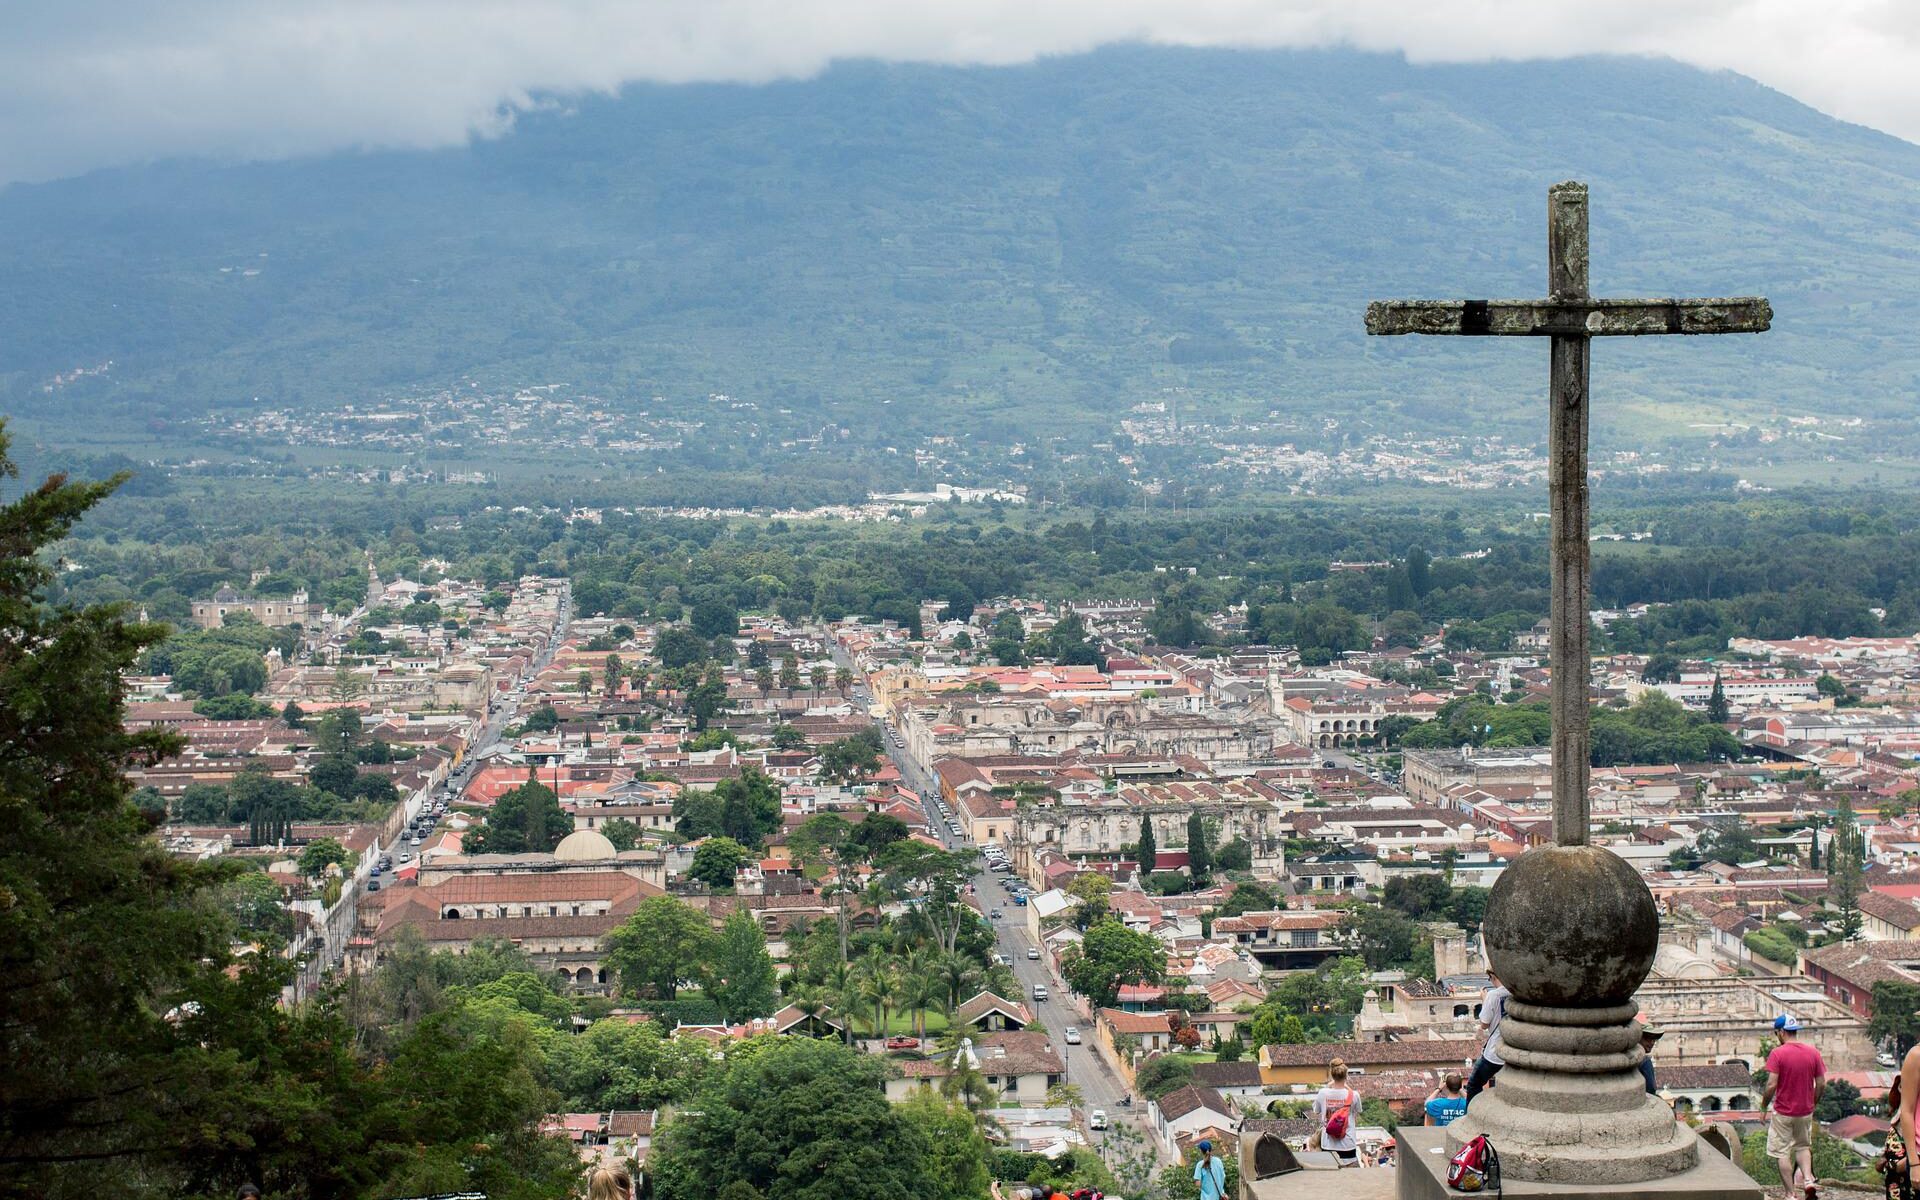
[648,1038,940,1200]
[0,434,238,1194]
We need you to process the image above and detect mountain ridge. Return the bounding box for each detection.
[5,45,1918,453]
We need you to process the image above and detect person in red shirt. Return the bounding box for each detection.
[1762,1014,1826,1200]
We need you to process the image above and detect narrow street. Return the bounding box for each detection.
[854,672,1156,1162]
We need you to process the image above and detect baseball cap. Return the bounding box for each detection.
[1641,1024,1665,1039]
[1774,1014,1802,1032]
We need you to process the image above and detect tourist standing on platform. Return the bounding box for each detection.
[1762,1015,1826,1200]
[1193,1138,1226,1200]
[1314,1059,1362,1166]
[1465,970,1509,1104]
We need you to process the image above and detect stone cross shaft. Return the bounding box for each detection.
[1366,182,1769,847]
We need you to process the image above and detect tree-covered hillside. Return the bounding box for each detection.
[3,46,1917,445]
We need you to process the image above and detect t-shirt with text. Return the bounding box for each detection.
[1425,1094,1468,1126]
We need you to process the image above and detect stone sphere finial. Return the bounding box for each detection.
[1482,843,1658,1008]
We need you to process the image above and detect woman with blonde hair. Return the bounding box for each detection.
[587,1163,634,1200]
[1314,1058,1362,1166]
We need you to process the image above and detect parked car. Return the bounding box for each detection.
[1089,1109,1107,1130]
[1027,947,1040,960]
[1064,1027,1081,1045]
[1012,894,1027,906]
[885,1036,920,1050]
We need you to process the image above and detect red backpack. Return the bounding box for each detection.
[1447,1134,1500,1193]
[1324,1088,1355,1140]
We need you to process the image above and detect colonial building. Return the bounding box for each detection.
[192,584,318,629]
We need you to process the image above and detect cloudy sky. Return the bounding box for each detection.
[5,0,1919,186]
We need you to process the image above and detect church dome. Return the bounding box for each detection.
[553,829,617,861]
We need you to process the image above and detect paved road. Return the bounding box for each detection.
[374,583,571,865]
[849,666,1154,1159]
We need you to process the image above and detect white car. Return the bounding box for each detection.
[1088,1109,1107,1130]
[1064,1027,1081,1045]
[1027,947,1040,960]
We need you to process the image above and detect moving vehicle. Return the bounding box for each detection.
[1031,984,1049,1001]
[989,909,1003,920]
[1027,947,1040,960]
[1064,1027,1081,1045]
[1089,1109,1107,1130]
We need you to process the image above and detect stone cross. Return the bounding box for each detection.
[1366,182,1769,846]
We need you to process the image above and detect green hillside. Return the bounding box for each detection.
[3,46,1917,451]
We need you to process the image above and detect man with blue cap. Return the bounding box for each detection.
[1763,1013,1826,1200]
[1193,1139,1225,1200]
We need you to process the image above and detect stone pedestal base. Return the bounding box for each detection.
[1396,1127,1759,1200]
[1447,999,1698,1184]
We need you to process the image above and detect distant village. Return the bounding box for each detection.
[130,567,1920,1176]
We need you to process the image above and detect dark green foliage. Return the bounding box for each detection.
[648,1038,939,1200]
[0,431,579,1199]
[1401,692,1738,764]
[605,895,719,1001]
[1870,981,1920,1059]
[1137,814,1157,872]
[1133,1055,1195,1100]
[307,754,358,796]
[656,626,712,670]
[1060,919,1166,1008]
[820,728,884,782]
[849,811,910,856]
[689,836,752,888]
[1344,904,1420,971]
[1186,812,1212,883]
[1383,873,1452,918]
[192,692,275,720]
[1814,1078,1863,1122]
[467,772,565,855]
[708,908,779,1023]
[601,818,642,851]
[297,837,350,877]
[1706,674,1730,723]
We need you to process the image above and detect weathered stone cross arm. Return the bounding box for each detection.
[1365,296,1772,337]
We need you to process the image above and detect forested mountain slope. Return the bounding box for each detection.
[4,46,1916,444]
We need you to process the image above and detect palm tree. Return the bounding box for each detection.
[937,952,981,1013]
[791,985,831,1039]
[810,664,830,696]
[902,969,944,1040]
[860,956,898,1039]
[823,961,857,1045]
[835,666,853,696]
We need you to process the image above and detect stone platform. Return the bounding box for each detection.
[1395,1127,1761,1200]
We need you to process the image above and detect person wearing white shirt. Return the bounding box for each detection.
[1314,1058,1362,1165]
[1466,970,1509,1105]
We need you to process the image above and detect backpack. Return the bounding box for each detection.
[1448,1134,1500,1194]
[1324,1088,1355,1141]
